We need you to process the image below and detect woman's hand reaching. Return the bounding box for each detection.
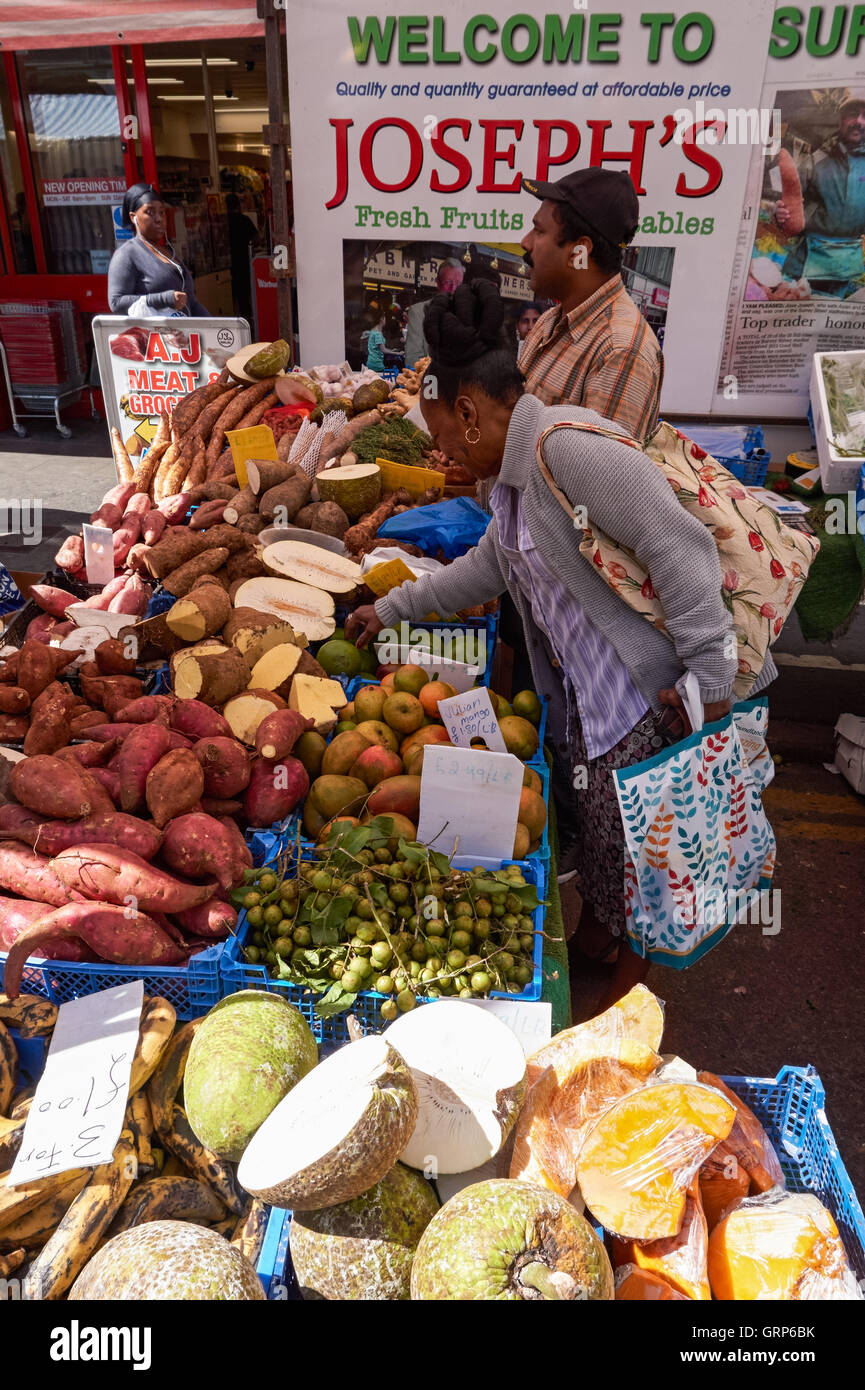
[345,605,385,649]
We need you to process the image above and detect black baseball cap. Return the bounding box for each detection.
[521,168,639,249]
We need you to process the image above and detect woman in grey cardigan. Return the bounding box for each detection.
[107,183,209,317]
[347,281,775,1012]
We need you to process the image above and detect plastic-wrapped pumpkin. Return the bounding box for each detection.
[699,1139,751,1232]
[612,1179,711,1300]
[697,1072,785,1193]
[615,1266,690,1300]
[708,1191,862,1301]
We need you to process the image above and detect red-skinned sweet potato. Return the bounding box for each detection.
[91,480,138,527]
[166,731,194,751]
[0,714,29,742]
[0,841,82,906]
[169,700,232,741]
[117,724,172,814]
[9,756,99,819]
[216,816,253,871]
[80,723,140,743]
[243,757,309,828]
[94,639,137,676]
[145,749,205,828]
[0,811,162,860]
[113,695,174,725]
[174,897,237,941]
[87,767,121,805]
[49,844,217,913]
[141,509,167,545]
[2,902,193,998]
[200,797,244,818]
[17,644,58,700]
[28,585,77,619]
[161,813,245,892]
[254,708,314,763]
[107,573,150,616]
[101,678,145,720]
[69,711,113,737]
[193,737,252,799]
[0,894,53,950]
[0,687,30,715]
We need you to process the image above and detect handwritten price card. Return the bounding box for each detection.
[417,744,522,860]
[363,557,417,596]
[438,686,506,753]
[9,982,143,1186]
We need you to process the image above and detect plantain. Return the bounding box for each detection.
[0,1166,89,1233]
[159,1154,184,1178]
[0,994,58,1039]
[0,1117,25,1170]
[230,1197,268,1267]
[212,1215,236,1238]
[25,1131,137,1300]
[125,1090,156,1173]
[0,1248,25,1277]
[0,1022,16,1118]
[0,1171,89,1252]
[129,996,176,1097]
[147,1017,201,1135]
[10,1090,34,1122]
[163,1105,245,1216]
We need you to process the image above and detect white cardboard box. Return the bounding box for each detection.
[810,352,865,494]
[835,713,865,795]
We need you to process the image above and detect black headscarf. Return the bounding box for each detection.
[122,183,161,229]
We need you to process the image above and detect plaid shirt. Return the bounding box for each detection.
[519,275,663,442]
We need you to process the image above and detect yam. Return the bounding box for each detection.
[222,485,258,525]
[141,530,209,580]
[94,639,137,676]
[247,643,303,698]
[166,587,231,643]
[235,515,268,536]
[193,384,240,444]
[173,647,250,707]
[225,550,267,586]
[246,458,302,495]
[232,577,335,642]
[192,524,254,557]
[258,475,312,523]
[205,379,275,470]
[162,548,230,599]
[293,501,349,538]
[145,750,206,828]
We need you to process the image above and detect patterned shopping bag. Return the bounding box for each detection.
[614,698,776,968]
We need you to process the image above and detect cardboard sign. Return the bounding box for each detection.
[9,983,144,1186]
[438,686,506,753]
[417,744,522,859]
[363,557,417,596]
[82,524,115,586]
[376,457,445,501]
[226,425,278,489]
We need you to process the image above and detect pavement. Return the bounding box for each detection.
[0,419,115,516]
[569,745,865,1200]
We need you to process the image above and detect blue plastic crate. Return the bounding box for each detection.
[245,814,301,868]
[7,1027,48,1091]
[220,855,547,1044]
[256,1206,299,1299]
[723,454,770,487]
[722,1066,865,1280]
[143,661,171,695]
[145,587,174,620]
[0,942,224,1023]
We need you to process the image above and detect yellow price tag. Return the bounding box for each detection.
[363,557,418,596]
[376,457,445,501]
[226,425,278,489]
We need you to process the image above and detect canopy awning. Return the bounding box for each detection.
[0,1,264,49]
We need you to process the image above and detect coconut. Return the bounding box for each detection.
[238,1034,417,1210]
[262,540,363,595]
[317,463,381,520]
[69,1221,266,1300]
[290,1163,439,1300]
[184,992,318,1162]
[410,1180,615,1301]
[384,1001,527,1174]
[233,576,335,642]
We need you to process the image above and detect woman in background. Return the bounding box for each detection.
[108,183,208,317]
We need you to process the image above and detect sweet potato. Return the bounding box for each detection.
[111,427,135,484]
[162,548,230,599]
[87,767,121,804]
[68,710,109,738]
[158,492,194,524]
[17,644,59,699]
[166,732,194,751]
[9,756,97,819]
[188,498,228,530]
[107,573,150,617]
[145,749,205,828]
[173,897,237,941]
[29,585,78,619]
[0,715,28,742]
[2,812,162,861]
[169,700,232,741]
[90,481,137,528]
[78,573,129,611]
[161,813,244,892]
[69,722,138,744]
[0,894,51,950]
[254,708,314,762]
[193,737,252,798]
[141,508,167,546]
[0,687,29,715]
[23,613,61,644]
[244,756,309,827]
[2,903,193,998]
[54,533,85,572]
[112,512,141,567]
[94,639,137,676]
[101,678,145,720]
[55,740,117,768]
[0,842,80,906]
[23,706,70,757]
[123,492,152,522]
[117,723,172,813]
[113,695,173,726]
[50,844,217,913]
[216,815,253,871]
[200,797,244,818]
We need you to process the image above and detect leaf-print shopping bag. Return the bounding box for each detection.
[614,688,776,968]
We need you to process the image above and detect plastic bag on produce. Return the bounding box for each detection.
[376,496,492,558]
[707,1190,863,1300]
[509,984,665,1199]
[574,1079,737,1241]
[359,547,445,583]
[697,1071,785,1195]
[612,1178,711,1300]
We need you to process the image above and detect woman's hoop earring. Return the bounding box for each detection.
[465,426,481,445]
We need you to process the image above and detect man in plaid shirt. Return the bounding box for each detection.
[519,168,663,443]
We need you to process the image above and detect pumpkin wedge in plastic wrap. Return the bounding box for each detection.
[708,1190,862,1301]
[615,1265,690,1301]
[508,984,664,1197]
[611,1177,711,1300]
[575,1081,736,1241]
[697,1071,786,1194]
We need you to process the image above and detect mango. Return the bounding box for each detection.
[322,729,372,777]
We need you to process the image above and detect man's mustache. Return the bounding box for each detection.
[522,252,534,269]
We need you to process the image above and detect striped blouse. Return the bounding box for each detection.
[491,479,648,760]
[519,275,663,443]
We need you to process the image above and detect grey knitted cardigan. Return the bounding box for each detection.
[107,237,208,316]
[375,395,775,761]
